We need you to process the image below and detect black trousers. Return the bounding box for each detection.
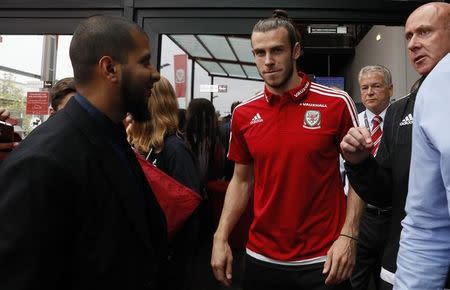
[244,255,352,290]
[351,208,391,290]
[379,279,393,290]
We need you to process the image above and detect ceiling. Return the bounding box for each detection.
[167,23,372,81]
[168,34,262,81]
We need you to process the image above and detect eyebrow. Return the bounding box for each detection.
[253,45,286,52]
[139,53,151,62]
[405,24,432,36]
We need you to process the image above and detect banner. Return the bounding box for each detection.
[174,54,188,98]
[26,91,49,115]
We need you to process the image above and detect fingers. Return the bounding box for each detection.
[342,127,372,150]
[341,257,355,282]
[211,261,229,286]
[211,256,232,286]
[340,127,373,164]
[324,237,356,285]
[322,248,332,275]
[225,252,233,281]
[0,108,10,121]
[0,142,17,151]
[324,250,340,285]
[211,242,233,286]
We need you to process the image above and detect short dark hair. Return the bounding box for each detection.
[252,9,300,50]
[50,77,76,110]
[69,15,146,84]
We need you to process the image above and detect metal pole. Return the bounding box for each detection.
[41,35,57,120]
[190,59,195,102]
[210,75,214,102]
[41,35,57,86]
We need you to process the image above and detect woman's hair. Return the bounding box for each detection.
[185,98,223,182]
[127,76,179,154]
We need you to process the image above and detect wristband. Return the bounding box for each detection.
[339,233,358,242]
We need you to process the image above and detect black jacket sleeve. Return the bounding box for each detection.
[345,106,394,207]
[0,154,75,289]
[159,135,201,194]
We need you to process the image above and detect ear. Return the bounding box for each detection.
[388,84,393,97]
[293,42,301,60]
[99,56,120,83]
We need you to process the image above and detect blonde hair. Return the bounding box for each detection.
[127,76,179,154]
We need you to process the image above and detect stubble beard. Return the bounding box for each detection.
[121,71,151,123]
[263,61,295,91]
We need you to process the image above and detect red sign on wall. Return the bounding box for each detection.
[174,54,188,98]
[26,92,49,115]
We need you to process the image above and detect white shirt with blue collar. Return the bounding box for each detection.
[394,53,450,290]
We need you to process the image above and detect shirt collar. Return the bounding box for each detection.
[365,106,388,123]
[264,71,311,104]
[74,94,127,144]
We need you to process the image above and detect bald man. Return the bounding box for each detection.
[394,3,450,290]
[340,2,450,290]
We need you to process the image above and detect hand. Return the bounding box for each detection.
[323,235,357,285]
[340,127,373,165]
[0,142,18,151]
[123,113,134,129]
[0,107,10,121]
[211,236,233,286]
[0,142,18,160]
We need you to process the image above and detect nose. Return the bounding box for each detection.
[151,67,160,82]
[367,86,373,95]
[264,53,274,66]
[407,34,420,51]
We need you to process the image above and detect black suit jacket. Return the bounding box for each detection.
[346,90,450,287]
[0,98,167,290]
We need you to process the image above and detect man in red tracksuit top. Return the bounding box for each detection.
[211,10,364,290]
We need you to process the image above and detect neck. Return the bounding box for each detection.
[267,71,302,96]
[77,86,124,123]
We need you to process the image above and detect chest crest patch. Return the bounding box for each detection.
[303,110,321,129]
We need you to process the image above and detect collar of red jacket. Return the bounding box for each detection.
[264,71,311,104]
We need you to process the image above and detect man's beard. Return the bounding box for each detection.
[121,72,150,123]
[264,61,294,90]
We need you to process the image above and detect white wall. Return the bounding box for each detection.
[349,25,419,102]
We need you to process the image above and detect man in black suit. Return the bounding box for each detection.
[0,15,167,289]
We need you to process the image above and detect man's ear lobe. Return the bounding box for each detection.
[99,56,119,82]
[293,42,301,59]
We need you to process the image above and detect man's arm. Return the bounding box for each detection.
[211,162,253,286]
[323,184,365,284]
[341,108,395,207]
[0,155,73,289]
